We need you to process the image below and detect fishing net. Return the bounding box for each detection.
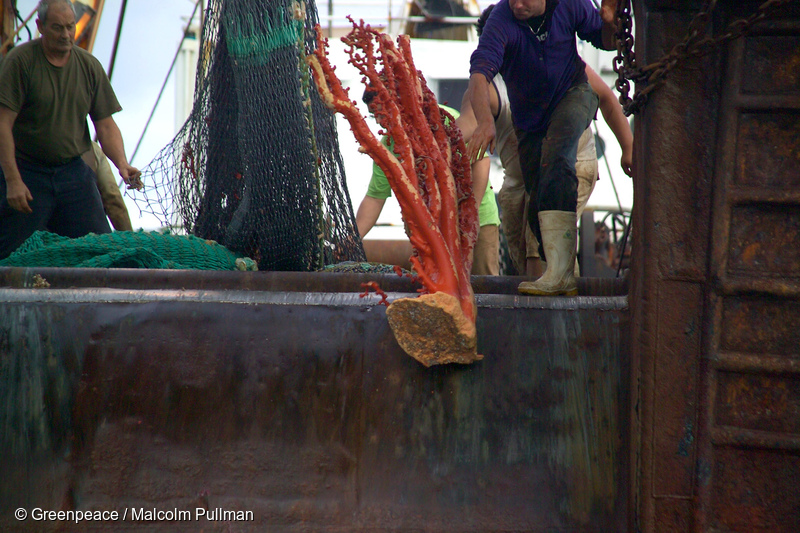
[0,230,257,271]
[131,0,366,271]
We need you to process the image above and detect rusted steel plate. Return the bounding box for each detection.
[653,498,693,533]
[741,34,800,95]
[0,285,629,532]
[637,11,717,281]
[716,371,800,434]
[631,3,800,532]
[727,203,800,277]
[720,296,800,356]
[736,113,800,189]
[653,281,702,498]
[711,446,800,533]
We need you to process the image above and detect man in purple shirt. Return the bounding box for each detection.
[466,0,617,295]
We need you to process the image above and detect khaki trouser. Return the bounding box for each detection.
[472,223,500,276]
[82,142,133,231]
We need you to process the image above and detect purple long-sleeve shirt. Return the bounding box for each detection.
[470,0,610,134]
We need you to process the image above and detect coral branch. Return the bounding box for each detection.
[306,21,480,366]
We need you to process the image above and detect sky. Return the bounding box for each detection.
[12,0,633,233]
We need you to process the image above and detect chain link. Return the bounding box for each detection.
[613,0,795,116]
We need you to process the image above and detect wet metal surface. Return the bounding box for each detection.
[0,272,629,532]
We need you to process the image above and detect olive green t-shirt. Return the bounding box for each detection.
[366,104,501,227]
[0,39,121,166]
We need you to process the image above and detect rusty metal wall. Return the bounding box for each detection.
[629,1,800,531]
[0,273,629,532]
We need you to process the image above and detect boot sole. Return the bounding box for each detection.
[518,286,578,296]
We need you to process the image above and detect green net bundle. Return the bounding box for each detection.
[0,230,257,271]
[132,0,366,271]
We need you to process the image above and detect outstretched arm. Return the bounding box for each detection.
[93,116,143,190]
[586,66,633,177]
[458,85,494,214]
[455,90,478,145]
[465,73,496,163]
[355,195,387,238]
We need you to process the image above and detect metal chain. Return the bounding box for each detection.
[613,0,795,116]
[613,0,637,115]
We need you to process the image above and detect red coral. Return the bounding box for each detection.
[306,20,479,323]
[360,281,389,306]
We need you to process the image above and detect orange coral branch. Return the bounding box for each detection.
[306,20,478,326]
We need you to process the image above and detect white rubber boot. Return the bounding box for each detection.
[518,210,578,296]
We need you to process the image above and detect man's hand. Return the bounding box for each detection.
[6,178,33,214]
[600,0,617,25]
[621,150,633,178]
[466,120,496,163]
[120,165,143,191]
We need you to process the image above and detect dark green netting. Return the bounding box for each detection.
[321,261,413,275]
[0,230,257,270]
[131,0,366,271]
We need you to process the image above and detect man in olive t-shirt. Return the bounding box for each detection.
[0,0,142,259]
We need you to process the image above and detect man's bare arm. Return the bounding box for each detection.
[466,73,496,162]
[93,116,143,190]
[586,66,633,177]
[355,195,387,238]
[455,90,478,145]
[0,106,32,213]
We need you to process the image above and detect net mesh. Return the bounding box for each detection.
[0,230,257,270]
[131,0,365,271]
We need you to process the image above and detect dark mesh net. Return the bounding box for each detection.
[131,0,365,271]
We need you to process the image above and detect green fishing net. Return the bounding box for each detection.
[0,230,257,271]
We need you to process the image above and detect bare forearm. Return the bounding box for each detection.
[355,195,386,238]
[600,101,632,155]
[586,64,633,176]
[469,74,494,136]
[0,115,21,185]
[94,118,129,170]
[471,157,490,208]
[455,90,478,145]
[94,116,142,189]
[466,73,496,161]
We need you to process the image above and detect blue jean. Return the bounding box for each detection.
[0,157,111,259]
[515,81,599,259]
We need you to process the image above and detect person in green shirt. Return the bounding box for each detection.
[0,0,142,259]
[355,96,501,275]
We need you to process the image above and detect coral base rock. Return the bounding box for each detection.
[386,292,481,367]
